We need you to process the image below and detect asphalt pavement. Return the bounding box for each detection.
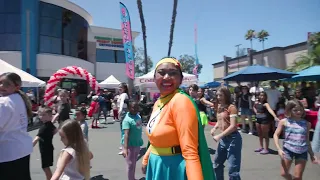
[29,117,320,180]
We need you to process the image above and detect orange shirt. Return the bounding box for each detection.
[143,93,204,180]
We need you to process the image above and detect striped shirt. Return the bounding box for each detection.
[283,118,308,154]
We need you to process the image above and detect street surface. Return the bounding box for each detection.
[30,117,320,180]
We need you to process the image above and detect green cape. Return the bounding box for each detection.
[146,89,216,180]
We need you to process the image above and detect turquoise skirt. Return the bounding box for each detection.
[146,152,187,180]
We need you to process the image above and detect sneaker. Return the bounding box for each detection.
[260,149,269,155]
[118,151,123,155]
[248,131,253,135]
[254,148,263,152]
[119,147,123,150]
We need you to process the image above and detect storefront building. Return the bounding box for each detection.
[0,0,140,91]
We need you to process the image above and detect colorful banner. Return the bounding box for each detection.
[120,2,134,79]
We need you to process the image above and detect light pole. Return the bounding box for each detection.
[235,44,242,70]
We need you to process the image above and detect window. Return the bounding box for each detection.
[0,0,21,51]
[96,49,115,63]
[38,2,89,60]
[116,50,126,63]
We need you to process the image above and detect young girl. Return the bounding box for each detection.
[253,92,279,154]
[52,90,71,125]
[88,96,100,128]
[274,100,319,180]
[122,100,143,180]
[211,87,242,180]
[0,72,33,180]
[51,120,92,180]
[238,86,254,134]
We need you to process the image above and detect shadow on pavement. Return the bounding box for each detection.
[138,178,146,180]
[137,147,147,161]
[268,148,279,155]
[90,175,109,180]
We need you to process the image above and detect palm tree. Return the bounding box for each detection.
[257,30,270,65]
[167,0,178,57]
[137,0,148,74]
[257,30,270,51]
[245,29,256,49]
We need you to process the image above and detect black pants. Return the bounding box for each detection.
[0,155,31,180]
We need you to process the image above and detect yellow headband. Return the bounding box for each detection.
[155,57,181,70]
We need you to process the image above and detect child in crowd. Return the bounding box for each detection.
[52,89,71,125]
[112,97,119,121]
[80,103,87,117]
[89,96,100,128]
[253,92,279,155]
[75,108,89,142]
[276,100,286,128]
[274,100,319,180]
[32,107,58,180]
[122,100,143,180]
[51,120,93,180]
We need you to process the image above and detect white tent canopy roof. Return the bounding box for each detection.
[99,75,121,88]
[0,59,46,87]
[134,69,198,89]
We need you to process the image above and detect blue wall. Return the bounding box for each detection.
[21,0,39,76]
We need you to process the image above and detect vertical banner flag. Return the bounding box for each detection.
[120,2,134,79]
[193,23,199,77]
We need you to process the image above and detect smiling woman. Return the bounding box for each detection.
[142,57,215,180]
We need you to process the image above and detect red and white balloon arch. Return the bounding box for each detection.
[44,66,100,107]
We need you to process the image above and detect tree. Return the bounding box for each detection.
[287,32,320,72]
[257,30,270,65]
[134,47,153,76]
[167,0,178,57]
[257,30,270,51]
[178,54,203,74]
[245,29,256,49]
[137,0,148,74]
[236,48,247,57]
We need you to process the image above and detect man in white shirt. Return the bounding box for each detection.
[249,82,264,105]
[265,81,282,111]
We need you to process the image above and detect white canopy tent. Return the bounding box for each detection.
[134,69,198,91]
[0,59,46,87]
[99,75,121,89]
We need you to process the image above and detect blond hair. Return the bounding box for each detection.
[60,120,90,180]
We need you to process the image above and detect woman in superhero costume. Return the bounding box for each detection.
[142,57,215,180]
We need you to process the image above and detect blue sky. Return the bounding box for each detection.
[71,0,320,82]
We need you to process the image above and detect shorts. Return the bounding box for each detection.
[0,155,31,180]
[93,113,99,119]
[256,117,269,124]
[41,150,54,168]
[200,111,208,125]
[283,148,308,161]
[240,108,252,116]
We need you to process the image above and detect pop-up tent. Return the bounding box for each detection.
[99,75,121,89]
[0,59,45,87]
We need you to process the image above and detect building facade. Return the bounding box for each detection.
[0,0,139,90]
[212,42,308,83]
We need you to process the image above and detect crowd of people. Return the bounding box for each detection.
[1,56,320,180]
